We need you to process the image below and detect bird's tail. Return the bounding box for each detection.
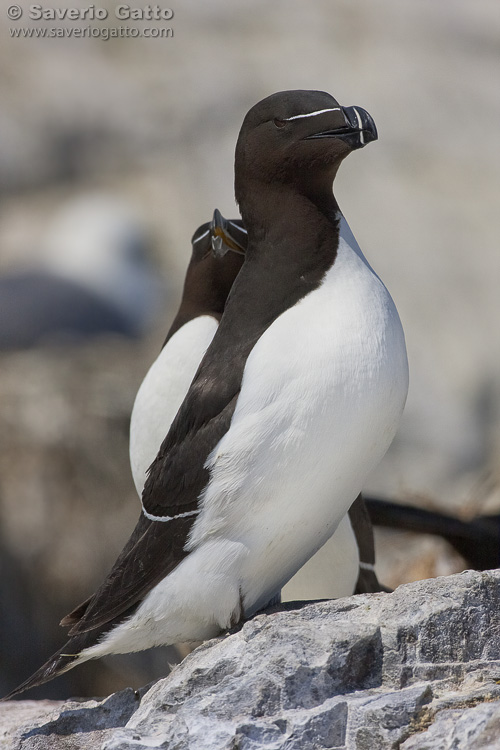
[2,648,82,701]
[1,624,109,701]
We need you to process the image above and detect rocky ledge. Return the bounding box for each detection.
[2,569,500,750]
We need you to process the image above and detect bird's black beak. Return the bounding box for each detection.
[210,209,246,258]
[304,106,377,150]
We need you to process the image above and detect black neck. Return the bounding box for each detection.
[237,178,339,240]
[216,182,341,360]
[164,251,244,346]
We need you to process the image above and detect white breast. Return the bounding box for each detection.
[129,315,219,495]
[189,216,408,616]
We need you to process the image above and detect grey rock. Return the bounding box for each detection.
[3,570,500,749]
[401,700,500,750]
[0,690,139,750]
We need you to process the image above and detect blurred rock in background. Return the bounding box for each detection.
[0,0,498,698]
[0,194,163,349]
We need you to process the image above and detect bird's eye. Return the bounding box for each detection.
[273,118,287,129]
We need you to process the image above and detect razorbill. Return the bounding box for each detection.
[4,89,408,698]
[129,214,245,498]
[130,210,382,602]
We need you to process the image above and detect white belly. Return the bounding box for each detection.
[129,315,219,494]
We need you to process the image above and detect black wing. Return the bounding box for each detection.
[68,371,241,634]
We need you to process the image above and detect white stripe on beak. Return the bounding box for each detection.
[353,107,365,145]
[229,221,247,234]
[284,107,342,122]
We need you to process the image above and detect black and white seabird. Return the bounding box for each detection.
[130,211,382,602]
[129,213,246,497]
[5,90,408,698]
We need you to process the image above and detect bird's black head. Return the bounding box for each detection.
[165,216,245,342]
[190,221,213,261]
[235,90,377,207]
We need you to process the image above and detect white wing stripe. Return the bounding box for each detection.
[229,221,247,234]
[358,561,375,572]
[141,505,199,523]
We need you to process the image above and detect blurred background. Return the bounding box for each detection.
[0,0,499,699]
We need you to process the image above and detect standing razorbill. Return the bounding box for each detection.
[4,89,408,698]
[130,211,382,603]
[129,213,245,498]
